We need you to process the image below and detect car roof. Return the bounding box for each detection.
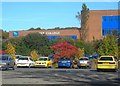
[100,56,114,57]
[39,57,48,58]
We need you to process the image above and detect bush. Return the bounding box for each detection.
[90,59,97,69]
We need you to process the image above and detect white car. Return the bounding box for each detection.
[77,57,90,68]
[15,55,22,64]
[16,56,35,68]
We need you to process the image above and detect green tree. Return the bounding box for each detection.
[2,31,9,39]
[5,42,16,59]
[98,35,118,56]
[9,37,31,56]
[23,33,51,56]
[76,3,89,41]
[74,39,94,55]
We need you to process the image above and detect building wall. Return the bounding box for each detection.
[9,10,119,41]
[87,10,119,41]
[9,29,81,39]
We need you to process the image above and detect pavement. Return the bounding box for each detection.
[1,68,120,85]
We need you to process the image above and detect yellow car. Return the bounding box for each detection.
[97,56,119,71]
[34,57,53,68]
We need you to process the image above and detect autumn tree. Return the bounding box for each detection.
[76,3,89,41]
[5,42,16,59]
[51,42,78,62]
[74,48,84,61]
[30,50,39,61]
[98,35,118,56]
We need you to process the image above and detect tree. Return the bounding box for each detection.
[30,50,39,61]
[23,33,51,56]
[2,31,9,39]
[51,42,78,61]
[74,39,94,55]
[5,42,16,59]
[9,37,31,56]
[76,3,89,41]
[74,48,84,61]
[98,35,118,56]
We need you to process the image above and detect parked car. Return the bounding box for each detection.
[77,57,90,68]
[97,56,119,72]
[15,55,22,64]
[58,57,74,68]
[16,56,35,68]
[0,54,15,70]
[34,57,53,68]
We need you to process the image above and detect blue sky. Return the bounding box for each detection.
[2,2,119,31]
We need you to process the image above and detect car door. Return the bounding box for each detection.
[9,57,15,67]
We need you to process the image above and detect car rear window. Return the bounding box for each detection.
[39,58,48,61]
[19,58,28,60]
[79,58,88,60]
[99,57,113,61]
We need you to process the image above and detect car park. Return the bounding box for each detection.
[97,56,119,72]
[34,57,53,68]
[58,57,74,68]
[16,56,35,68]
[77,57,90,68]
[0,54,15,70]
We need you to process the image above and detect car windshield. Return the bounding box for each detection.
[60,58,70,60]
[99,57,113,61]
[39,58,48,61]
[0,56,8,60]
[79,58,88,60]
[18,58,28,60]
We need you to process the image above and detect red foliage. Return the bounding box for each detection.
[0,50,7,54]
[51,42,78,59]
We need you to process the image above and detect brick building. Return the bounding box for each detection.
[86,10,120,41]
[9,29,80,40]
[9,10,120,41]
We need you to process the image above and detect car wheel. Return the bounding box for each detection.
[114,69,118,72]
[28,64,32,68]
[97,68,100,72]
[6,65,9,70]
[12,66,15,70]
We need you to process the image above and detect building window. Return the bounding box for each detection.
[12,32,19,36]
[103,17,106,21]
[109,17,112,22]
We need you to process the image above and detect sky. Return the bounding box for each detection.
[1,2,119,31]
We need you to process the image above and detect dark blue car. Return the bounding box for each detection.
[58,57,73,68]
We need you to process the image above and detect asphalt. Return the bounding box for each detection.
[1,68,120,86]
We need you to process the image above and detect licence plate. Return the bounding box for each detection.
[103,62,109,64]
[62,61,66,63]
[81,64,86,66]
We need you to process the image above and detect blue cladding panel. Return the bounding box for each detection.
[47,35,77,40]
[12,32,19,36]
[47,36,60,40]
[102,15,120,36]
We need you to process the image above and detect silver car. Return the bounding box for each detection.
[77,57,90,68]
[0,54,15,70]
